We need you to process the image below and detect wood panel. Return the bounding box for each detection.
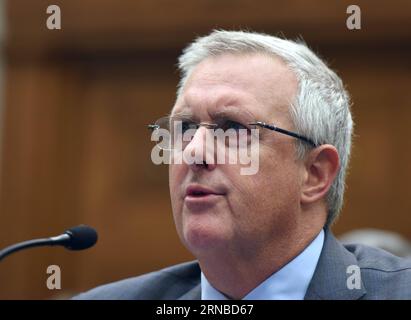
[0,61,87,298]
[6,0,411,54]
[0,0,410,299]
[329,50,411,236]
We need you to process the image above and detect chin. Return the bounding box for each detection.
[183,221,228,253]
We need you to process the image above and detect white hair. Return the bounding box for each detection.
[176,30,354,225]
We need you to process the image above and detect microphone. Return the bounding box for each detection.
[0,225,98,262]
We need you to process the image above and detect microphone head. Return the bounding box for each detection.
[64,225,98,250]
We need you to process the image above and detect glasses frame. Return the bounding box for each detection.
[249,121,318,147]
[148,116,318,148]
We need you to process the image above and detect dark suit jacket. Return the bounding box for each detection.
[74,229,411,299]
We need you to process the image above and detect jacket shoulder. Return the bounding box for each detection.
[73,261,201,300]
[344,243,411,299]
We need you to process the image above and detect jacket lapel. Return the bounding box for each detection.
[304,229,366,300]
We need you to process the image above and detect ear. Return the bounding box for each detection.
[300,144,340,206]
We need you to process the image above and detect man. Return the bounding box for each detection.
[75,30,411,300]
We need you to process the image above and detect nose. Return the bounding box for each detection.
[182,126,217,171]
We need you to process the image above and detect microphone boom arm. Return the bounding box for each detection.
[0,236,67,261]
[0,225,96,262]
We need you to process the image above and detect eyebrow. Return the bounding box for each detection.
[211,107,255,123]
[172,102,257,123]
[169,110,194,119]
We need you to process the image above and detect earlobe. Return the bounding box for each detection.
[301,145,340,205]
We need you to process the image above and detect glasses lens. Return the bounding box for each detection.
[150,117,260,151]
[213,119,258,149]
[151,116,198,151]
[148,117,171,151]
[153,116,171,131]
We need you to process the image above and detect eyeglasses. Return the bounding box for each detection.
[148,115,318,151]
[249,121,317,147]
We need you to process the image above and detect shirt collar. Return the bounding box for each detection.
[201,229,325,300]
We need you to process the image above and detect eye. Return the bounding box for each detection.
[181,120,198,133]
[220,120,248,131]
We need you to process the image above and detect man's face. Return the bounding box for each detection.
[169,53,303,258]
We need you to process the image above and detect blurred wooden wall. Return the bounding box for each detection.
[0,0,410,299]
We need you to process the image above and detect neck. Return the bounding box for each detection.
[198,223,324,299]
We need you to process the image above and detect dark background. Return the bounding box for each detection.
[0,0,410,299]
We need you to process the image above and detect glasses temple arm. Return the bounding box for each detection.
[251,122,318,147]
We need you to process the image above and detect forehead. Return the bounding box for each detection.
[173,53,298,122]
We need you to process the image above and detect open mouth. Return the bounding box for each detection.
[185,185,224,198]
[184,184,225,210]
[188,190,211,197]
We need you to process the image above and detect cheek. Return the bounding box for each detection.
[169,164,187,240]
[169,163,185,191]
[227,147,301,218]
[260,151,301,201]
[169,164,186,214]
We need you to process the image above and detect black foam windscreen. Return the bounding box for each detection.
[64,225,98,250]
